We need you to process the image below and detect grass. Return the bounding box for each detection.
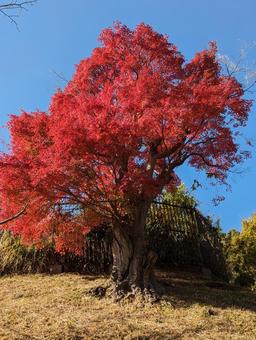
[0,271,255,339]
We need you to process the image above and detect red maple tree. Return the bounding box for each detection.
[0,23,251,296]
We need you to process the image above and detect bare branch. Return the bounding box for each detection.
[218,44,256,93]
[243,79,256,93]
[51,69,69,84]
[0,1,37,30]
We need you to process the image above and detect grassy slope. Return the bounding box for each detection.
[0,272,255,339]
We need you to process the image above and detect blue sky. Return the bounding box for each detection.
[0,0,255,232]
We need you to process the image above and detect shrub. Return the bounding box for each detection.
[0,231,55,274]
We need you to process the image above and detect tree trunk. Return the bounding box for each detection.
[110,202,159,299]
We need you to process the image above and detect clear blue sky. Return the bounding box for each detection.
[0,0,255,232]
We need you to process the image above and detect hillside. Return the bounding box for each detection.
[0,272,255,339]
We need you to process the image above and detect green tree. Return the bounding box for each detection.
[224,214,256,287]
[162,183,198,208]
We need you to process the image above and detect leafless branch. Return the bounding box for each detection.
[0,1,37,30]
[51,69,69,84]
[218,43,256,94]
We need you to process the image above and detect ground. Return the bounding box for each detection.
[0,272,255,339]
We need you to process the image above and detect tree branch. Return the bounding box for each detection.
[0,204,27,225]
[0,1,37,30]
[186,152,221,168]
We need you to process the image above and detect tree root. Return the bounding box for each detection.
[87,279,165,304]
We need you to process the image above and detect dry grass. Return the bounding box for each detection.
[0,272,255,339]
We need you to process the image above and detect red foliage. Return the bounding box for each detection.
[0,23,251,253]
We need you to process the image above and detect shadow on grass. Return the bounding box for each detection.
[78,270,256,312]
[158,272,256,312]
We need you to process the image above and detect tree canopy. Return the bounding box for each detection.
[0,23,251,258]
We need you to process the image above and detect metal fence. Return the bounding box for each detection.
[73,202,227,280]
[147,202,203,267]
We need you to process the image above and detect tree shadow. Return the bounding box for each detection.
[158,271,256,312]
[70,270,256,312]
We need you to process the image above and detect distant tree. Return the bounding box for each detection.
[0,23,252,298]
[162,183,198,208]
[224,214,256,287]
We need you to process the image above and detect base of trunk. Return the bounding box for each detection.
[90,203,164,302]
[88,250,165,302]
[103,218,164,301]
[110,277,165,303]
[111,249,162,299]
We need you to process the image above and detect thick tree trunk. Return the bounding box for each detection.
[110,202,160,299]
